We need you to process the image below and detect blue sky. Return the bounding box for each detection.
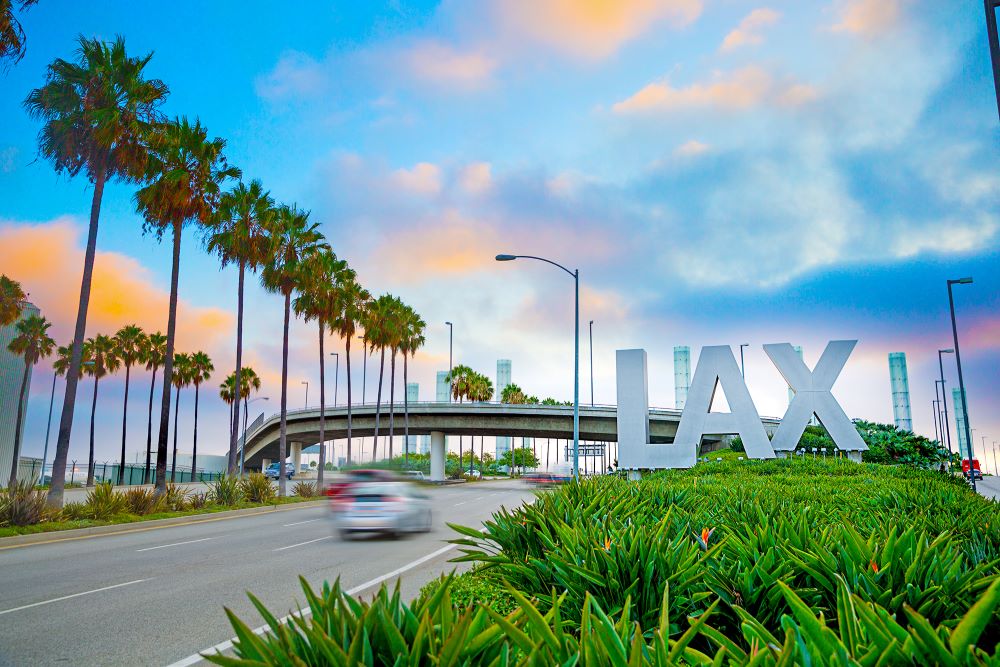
[1,0,998,466]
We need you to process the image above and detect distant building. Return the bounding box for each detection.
[496,359,512,460]
[953,388,971,459]
[436,371,450,402]
[405,382,429,454]
[1,301,40,481]
[888,352,913,432]
[673,346,690,410]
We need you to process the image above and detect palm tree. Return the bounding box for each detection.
[168,352,193,482]
[330,276,370,467]
[25,36,168,507]
[261,204,327,497]
[0,0,37,67]
[206,179,275,473]
[220,374,236,433]
[112,324,145,484]
[446,364,475,474]
[400,306,426,468]
[386,296,407,460]
[82,335,120,486]
[188,351,213,481]
[468,373,494,474]
[0,274,25,325]
[140,331,166,483]
[365,294,396,462]
[135,117,239,495]
[236,366,262,470]
[6,314,55,486]
[294,249,352,488]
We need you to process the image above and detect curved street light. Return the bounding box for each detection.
[496,253,580,481]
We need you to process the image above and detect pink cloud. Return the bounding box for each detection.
[831,0,903,37]
[406,41,497,89]
[720,8,781,52]
[391,162,442,195]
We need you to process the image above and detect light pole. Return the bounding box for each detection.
[947,277,976,492]
[938,349,955,459]
[739,343,749,379]
[993,440,998,477]
[932,397,941,443]
[42,361,94,483]
[589,320,594,407]
[445,321,453,402]
[240,396,269,474]
[986,0,1000,121]
[496,253,579,481]
[301,381,309,409]
[330,352,339,407]
[982,435,990,475]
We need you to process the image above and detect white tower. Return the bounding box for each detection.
[888,352,913,432]
[673,346,690,410]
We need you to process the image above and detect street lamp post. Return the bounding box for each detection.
[993,440,998,477]
[589,320,594,407]
[240,396,269,474]
[986,0,1000,121]
[330,352,339,407]
[739,343,749,379]
[938,349,955,458]
[932,397,941,444]
[301,381,309,409]
[982,435,990,475]
[41,373,58,483]
[445,321,453,402]
[947,277,976,492]
[496,254,580,482]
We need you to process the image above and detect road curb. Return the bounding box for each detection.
[0,499,329,549]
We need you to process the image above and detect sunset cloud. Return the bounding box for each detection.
[674,139,710,157]
[458,162,493,194]
[255,50,326,101]
[494,0,702,59]
[391,162,442,196]
[720,8,781,52]
[406,41,497,89]
[613,66,817,113]
[831,0,903,37]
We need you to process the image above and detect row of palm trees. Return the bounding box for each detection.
[23,35,426,503]
[445,365,495,474]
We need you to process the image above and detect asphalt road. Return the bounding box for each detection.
[976,474,1000,501]
[0,480,535,667]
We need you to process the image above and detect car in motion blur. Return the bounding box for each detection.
[334,482,432,539]
[325,468,400,505]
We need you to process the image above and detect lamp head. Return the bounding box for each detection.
[495,254,516,262]
[949,277,973,285]
[940,348,954,354]
[445,321,452,326]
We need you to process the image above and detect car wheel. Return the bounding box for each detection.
[339,529,353,541]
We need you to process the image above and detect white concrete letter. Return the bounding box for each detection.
[764,340,868,453]
[673,346,774,459]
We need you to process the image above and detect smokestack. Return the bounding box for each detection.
[888,352,913,432]
[673,346,690,409]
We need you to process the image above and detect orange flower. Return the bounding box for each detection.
[869,559,879,573]
[702,528,711,544]
[604,537,612,551]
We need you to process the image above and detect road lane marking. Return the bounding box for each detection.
[453,500,470,506]
[283,518,321,527]
[136,538,212,552]
[273,536,333,552]
[166,543,457,667]
[0,579,147,616]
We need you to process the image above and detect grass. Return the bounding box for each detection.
[0,494,319,538]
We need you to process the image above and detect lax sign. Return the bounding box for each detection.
[615,340,867,469]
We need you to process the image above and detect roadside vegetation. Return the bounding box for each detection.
[214,457,999,664]
[0,474,318,537]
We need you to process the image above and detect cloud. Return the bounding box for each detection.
[831,0,903,37]
[612,66,817,113]
[405,41,497,89]
[493,0,702,59]
[392,162,442,195]
[459,162,493,194]
[674,140,710,157]
[720,8,781,52]
[0,146,17,173]
[890,215,999,259]
[255,50,327,101]
[0,218,233,352]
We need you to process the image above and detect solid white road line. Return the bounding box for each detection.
[283,518,321,527]
[0,579,148,617]
[165,543,457,667]
[136,538,212,552]
[453,500,470,506]
[273,536,333,552]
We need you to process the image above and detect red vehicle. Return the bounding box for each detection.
[326,469,401,507]
[962,459,983,481]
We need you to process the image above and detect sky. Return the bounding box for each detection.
[1,0,998,468]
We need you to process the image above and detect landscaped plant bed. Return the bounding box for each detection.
[214,457,999,664]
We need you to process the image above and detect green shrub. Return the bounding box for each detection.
[188,491,209,509]
[123,487,163,516]
[418,565,516,615]
[239,473,274,503]
[292,481,317,497]
[0,479,52,526]
[60,501,89,520]
[210,475,243,506]
[163,482,189,511]
[84,482,127,520]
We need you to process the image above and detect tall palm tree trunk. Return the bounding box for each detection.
[372,347,385,462]
[317,321,326,488]
[191,383,200,482]
[277,292,291,497]
[403,354,409,467]
[86,376,99,487]
[170,387,181,483]
[388,351,396,460]
[228,259,245,474]
[144,365,157,484]
[154,221,182,495]
[7,360,31,487]
[118,364,131,485]
[345,338,353,466]
[48,166,106,507]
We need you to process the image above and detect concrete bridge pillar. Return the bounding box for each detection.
[290,442,302,474]
[262,458,271,472]
[430,431,446,482]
